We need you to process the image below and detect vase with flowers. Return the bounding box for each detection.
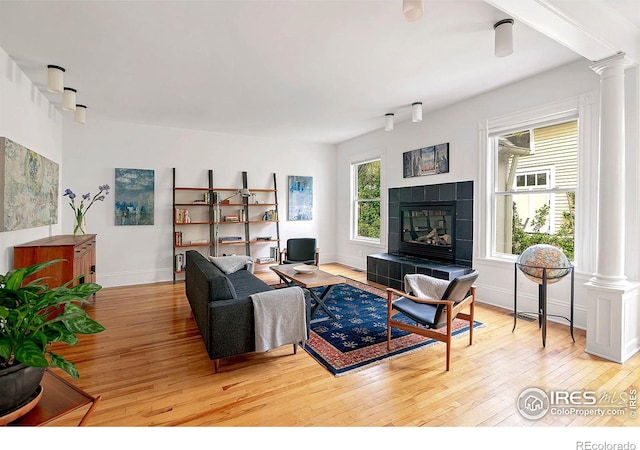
[63,184,110,235]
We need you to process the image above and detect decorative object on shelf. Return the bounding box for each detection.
[114,168,155,226]
[0,259,104,419]
[288,175,313,221]
[0,137,59,232]
[403,142,449,178]
[63,183,110,235]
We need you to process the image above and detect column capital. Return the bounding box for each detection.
[590,52,634,75]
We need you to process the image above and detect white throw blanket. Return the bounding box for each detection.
[251,286,307,352]
[208,255,254,274]
[404,274,450,299]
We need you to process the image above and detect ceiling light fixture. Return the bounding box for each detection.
[402,0,424,22]
[385,113,394,131]
[412,102,423,122]
[494,19,514,57]
[62,87,77,111]
[47,65,65,93]
[74,104,87,125]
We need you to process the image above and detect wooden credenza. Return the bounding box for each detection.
[13,234,97,287]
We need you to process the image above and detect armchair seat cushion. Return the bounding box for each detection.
[392,297,440,328]
[282,258,315,265]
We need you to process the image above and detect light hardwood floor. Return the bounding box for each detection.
[48,263,639,428]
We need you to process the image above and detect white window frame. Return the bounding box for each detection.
[513,166,556,233]
[477,93,597,272]
[351,157,382,244]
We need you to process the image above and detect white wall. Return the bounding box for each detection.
[336,59,640,331]
[0,47,62,273]
[61,119,337,287]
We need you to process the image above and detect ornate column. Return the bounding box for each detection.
[589,53,629,287]
[585,53,640,363]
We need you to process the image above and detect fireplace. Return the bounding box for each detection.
[399,201,456,262]
[387,181,473,267]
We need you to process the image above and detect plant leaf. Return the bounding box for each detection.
[0,337,11,360]
[49,352,79,379]
[15,339,49,367]
[62,304,106,334]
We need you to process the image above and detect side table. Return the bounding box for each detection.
[513,262,575,347]
[9,369,101,426]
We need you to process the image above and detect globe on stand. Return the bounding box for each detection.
[516,244,571,284]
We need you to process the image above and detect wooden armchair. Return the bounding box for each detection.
[386,269,479,371]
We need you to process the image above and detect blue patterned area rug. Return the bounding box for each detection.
[304,277,484,376]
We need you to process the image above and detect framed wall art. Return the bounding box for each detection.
[288,175,313,221]
[0,137,59,231]
[114,168,155,225]
[403,142,449,178]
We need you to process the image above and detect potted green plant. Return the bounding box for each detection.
[0,259,105,416]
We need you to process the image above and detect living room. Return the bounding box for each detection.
[1,0,639,445]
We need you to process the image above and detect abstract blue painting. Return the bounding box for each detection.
[288,175,313,221]
[114,168,154,226]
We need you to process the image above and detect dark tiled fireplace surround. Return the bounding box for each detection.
[367,181,474,291]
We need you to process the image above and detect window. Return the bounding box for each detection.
[352,158,381,241]
[493,120,578,260]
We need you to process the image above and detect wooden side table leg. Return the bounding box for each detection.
[78,395,101,426]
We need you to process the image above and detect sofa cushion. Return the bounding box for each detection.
[208,275,237,301]
[227,269,273,298]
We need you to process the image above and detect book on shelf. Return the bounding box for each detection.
[224,215,239,222]
[270,246,279,260]
[219,236,243,242]
[174,208,191,223]
[190,239,208,245]
[257,257,275,264]
[174,231,183,246]
[261,209,278,221]
[175,253,184,272]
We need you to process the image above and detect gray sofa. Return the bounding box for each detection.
[184,250,310,372]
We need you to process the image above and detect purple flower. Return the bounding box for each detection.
[63,188,74,197]
[97,195,105,201]
[82,193,91,201]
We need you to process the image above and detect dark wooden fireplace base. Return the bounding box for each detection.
[367,253,472,291]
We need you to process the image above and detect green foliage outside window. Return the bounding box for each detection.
[356,160,381,239]
[511,192,575,260]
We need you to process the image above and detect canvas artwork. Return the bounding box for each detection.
[288,175,313,221]
[0,137,59,232]
[114,168,155,226]
[403,142,450,178]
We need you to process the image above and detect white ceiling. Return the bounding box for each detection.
[0,1,637,145]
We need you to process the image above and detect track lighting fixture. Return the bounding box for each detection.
[384,101,423,131]
[494,19,514,57]
[47,65,65,93]
[385,113,394,131]
[402,0,423,22]
[74,104,87,125]
[412,102,422,122]
[63,88,77,111]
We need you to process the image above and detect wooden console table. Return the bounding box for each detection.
[8,369,101,426]
[13,234,97,286]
